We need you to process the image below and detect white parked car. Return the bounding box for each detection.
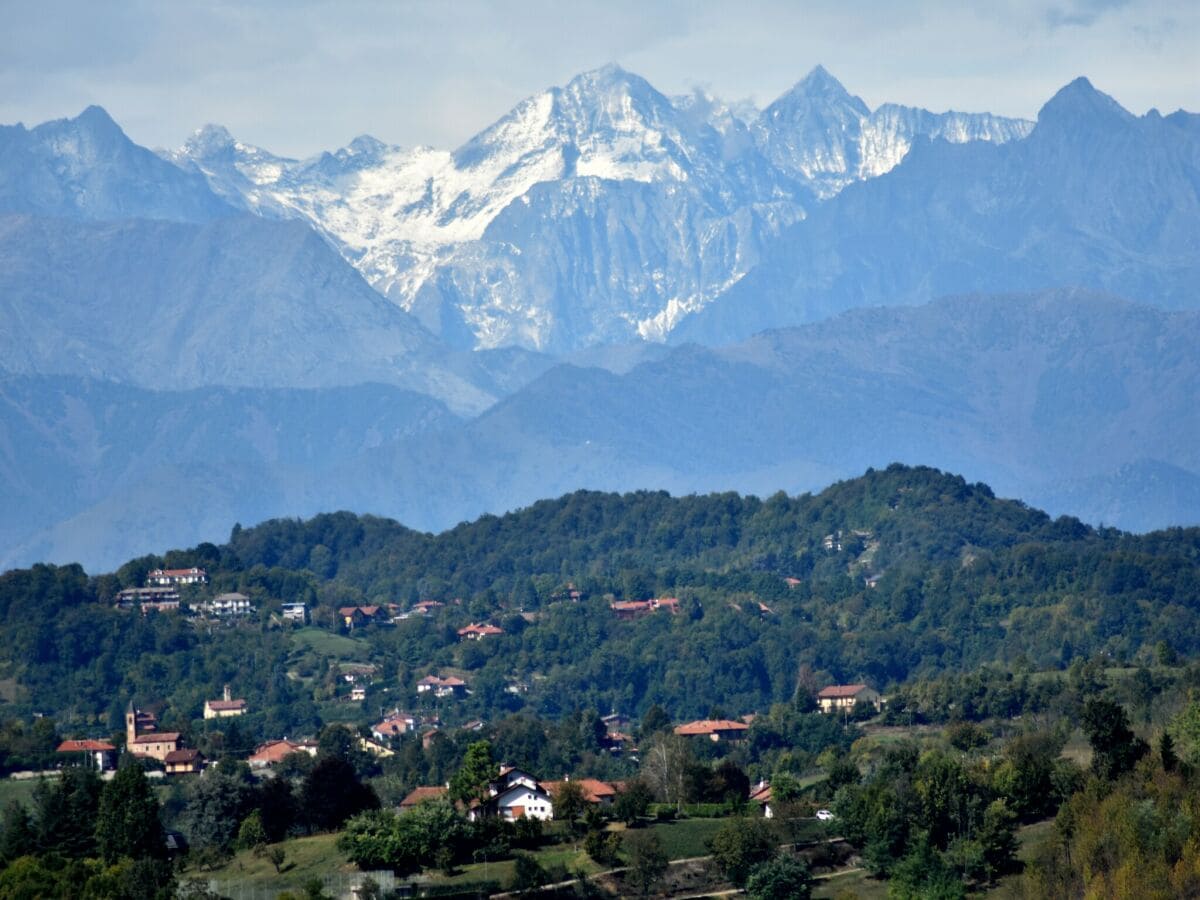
[816,809,835,821]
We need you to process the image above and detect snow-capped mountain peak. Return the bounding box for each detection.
[166,65,1036,351]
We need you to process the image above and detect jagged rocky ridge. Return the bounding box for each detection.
[167,65,1032,352]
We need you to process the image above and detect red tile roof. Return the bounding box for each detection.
[817,683,870,699]
[248,739,312,765]
[205,699,246,711]
[673,719,750,736]
[164,749,201,764]
[131,732,181,744]
[57,739,115,753]
[399,785,448,807]
[457,623,504,636]
[543,778,617,804]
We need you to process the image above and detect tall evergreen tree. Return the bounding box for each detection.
[95,759,165,864]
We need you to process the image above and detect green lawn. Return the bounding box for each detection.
[0,778,42,808]
[289,627,370,660]
[189,832,351,887]
[635,817,728,860]
[813,868,887,899]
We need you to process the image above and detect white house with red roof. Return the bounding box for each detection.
[147,567,208,586]
[416,675,468,698]
[56,739,116,771]
[816,683,882,714]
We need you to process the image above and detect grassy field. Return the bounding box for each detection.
[624,816,731,860]
[191,833,351,887]
[0,777,43,807]
[289,627,369,660]
[813,868,887,899]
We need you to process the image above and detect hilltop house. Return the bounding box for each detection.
[674,719,750,742]
[114,587,181,613]
[147,567,208,586]
[200,592,254,617]
[816,683,883,714]
[203,685,247,719]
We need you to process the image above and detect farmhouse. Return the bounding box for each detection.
[816,683,883,714]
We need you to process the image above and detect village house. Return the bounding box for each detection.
[478,767,555,821]
[164,748,204,775]
[543,778,618,808]
[673,719,751,742]
[340,664,378,685]
[416,675,468,698]
[400,785,449,811]
[371,711,421,742]
[56,739,116,772]
[402,767,617,822]
[749,781,773,818]
[200,592,254,617]
[203,685,247,719]
[281,602,307,623]
[114,587,181,613]
[337,606,388,628]
[350,686,367,702]
[816,683,883,714]
[457,623,505,641]
[147,567,209,586]
[247,739,318,770]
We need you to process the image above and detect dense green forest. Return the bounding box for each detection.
[1,464,1199,897]
[1,464,1197,745]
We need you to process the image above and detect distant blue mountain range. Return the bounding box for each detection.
[0,69,1196,569]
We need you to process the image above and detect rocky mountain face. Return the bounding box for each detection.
[754,65,1032,196]
[0,106,232,222]
[169,65,1032,352]
[676,79,1200,344]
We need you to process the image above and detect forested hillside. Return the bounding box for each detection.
[1,464,1197,742]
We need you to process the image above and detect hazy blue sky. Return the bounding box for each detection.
[3,0,1196,157]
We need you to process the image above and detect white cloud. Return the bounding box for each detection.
[0,0,1194,157]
